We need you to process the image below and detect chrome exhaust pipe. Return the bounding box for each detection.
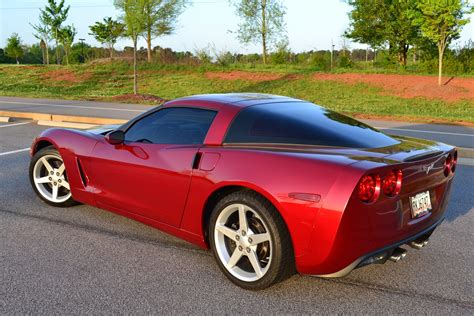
[389,247,407,262]
[409,239,429,250]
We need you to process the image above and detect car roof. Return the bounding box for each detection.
[167,93,303,108]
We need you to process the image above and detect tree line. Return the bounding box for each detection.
[2,0,473,92]
[346,0,472,85]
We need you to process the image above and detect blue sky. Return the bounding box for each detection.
[0,0,473,53]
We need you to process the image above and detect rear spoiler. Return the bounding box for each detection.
[403,150,444,162]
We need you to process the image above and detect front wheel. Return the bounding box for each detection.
[209,191,294,290]
[29,146,76,207]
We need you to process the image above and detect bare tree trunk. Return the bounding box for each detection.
[262,34,267,64]
[438,46,444,86]
[110,46,114,59]
[41,47,45,65]
[397,43,408,66]
[65,48,69,65]
[55,28,60,65]
[56,42,60,65]
[45,43,49,65]
[133,38,138,95]
[365,46,368,62]
[147,29,152,63]
[261,0,267,64]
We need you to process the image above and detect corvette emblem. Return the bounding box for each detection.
[422,162,435,174]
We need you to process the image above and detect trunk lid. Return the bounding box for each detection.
[343,136,456,251]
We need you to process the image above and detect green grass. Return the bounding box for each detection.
[0,62,472,124]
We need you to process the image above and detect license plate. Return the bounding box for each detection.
[410,191,432,218]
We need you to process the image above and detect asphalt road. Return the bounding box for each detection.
[0,121,473,314]
[0,96,472,149]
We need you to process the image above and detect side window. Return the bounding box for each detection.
[125,108,217,144]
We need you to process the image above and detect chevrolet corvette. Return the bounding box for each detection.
[29,94,457,289]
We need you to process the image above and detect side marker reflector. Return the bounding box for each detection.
[288,193,321,203]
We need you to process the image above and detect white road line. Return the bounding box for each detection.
[377,127,473,137]
[458,158,474,166]
[0,148,30,156]
[0,100,144,113]
[0,122,31,128]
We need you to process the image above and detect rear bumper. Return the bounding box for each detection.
[313,216,444,278]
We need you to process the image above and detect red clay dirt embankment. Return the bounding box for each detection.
[313,73,474,102]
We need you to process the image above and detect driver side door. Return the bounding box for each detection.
[89,107,217,227]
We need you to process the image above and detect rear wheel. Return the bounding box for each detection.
[29,146,76,207]
[209,191,294,290]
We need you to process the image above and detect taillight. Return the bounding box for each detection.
[358,174,381,203]
[452,151,457,173]
[444,154,453,177]
[382,169,402,197]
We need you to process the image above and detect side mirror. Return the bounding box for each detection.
[105,130,125,145]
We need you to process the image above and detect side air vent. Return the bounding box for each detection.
[76,158,88,187]
[403,151,443,162]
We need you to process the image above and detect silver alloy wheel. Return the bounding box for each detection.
[33,154,71,203]
[214,203,272,282]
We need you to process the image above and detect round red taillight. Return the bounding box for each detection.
[444,154,452,177]
[358,174,381,203]
[382,169,402,197]
[452,151,457,173]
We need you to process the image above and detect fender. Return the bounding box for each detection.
[31,128,101,205]
[179,148,349,258]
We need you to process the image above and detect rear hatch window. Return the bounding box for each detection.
[225,102,399,148]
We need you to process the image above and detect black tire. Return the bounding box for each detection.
[29,146,77,207]
[209,190,295,290]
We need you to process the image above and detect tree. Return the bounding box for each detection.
[59,25,77,65]
[40,0,70,64]
[31,22,51,64]
[115,0,147,94]
[345,0,384,51]
[142,0,187,62]
[89,17,125,59]
[413,0,472,85]
[346,0,419,66]
[5,33,24,64]
[232,0,286,64]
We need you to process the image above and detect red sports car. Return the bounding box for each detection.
[29,94,457,289]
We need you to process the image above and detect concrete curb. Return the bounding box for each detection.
[458,147,474,159]
[37,120,99,129]
[0,110,127,125]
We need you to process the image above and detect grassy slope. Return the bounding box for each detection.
[0,63,472,124]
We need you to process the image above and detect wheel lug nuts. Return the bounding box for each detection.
[246,247,250,253]
[53,182,57,186]
[50,171,53,175]
[58,179,62,183]
[241,231,246,236]
[48,177,52,181]
[248,238,253,243]
[56,173,60,176]
[235,235,240,241]
[238,246,243,251]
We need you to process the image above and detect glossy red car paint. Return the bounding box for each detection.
[30,94,456,276]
